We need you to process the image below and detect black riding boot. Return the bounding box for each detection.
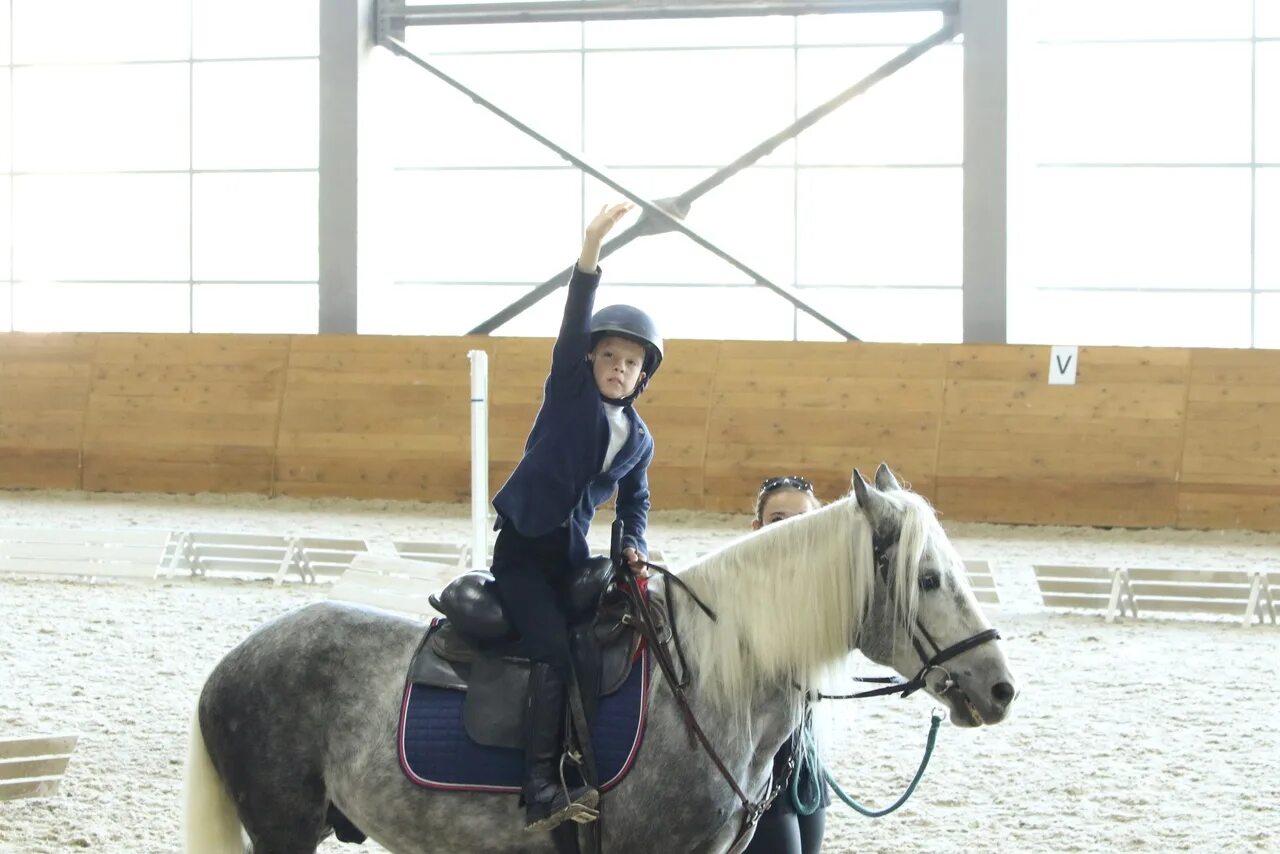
[522,663,599,832]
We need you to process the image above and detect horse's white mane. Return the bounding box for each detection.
[676,486,953,721]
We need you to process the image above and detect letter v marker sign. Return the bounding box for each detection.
[1049,345,1079,385]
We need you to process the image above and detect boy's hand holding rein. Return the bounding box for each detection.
[578,202,635,272]
[622,547,649,578]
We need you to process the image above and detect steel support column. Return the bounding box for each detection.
[319,0,379,333]
[960,0,1008,343]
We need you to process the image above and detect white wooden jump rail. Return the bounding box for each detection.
[163,532,367,584]
[1033,564,1276,627]
[963,559,1001,606]
[329,554,463,618]
[0,528,172,581]
[0,734,79,801]
[393,540,475,568]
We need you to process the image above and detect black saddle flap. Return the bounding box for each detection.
[410,621,641,750]
[463,657,529,748]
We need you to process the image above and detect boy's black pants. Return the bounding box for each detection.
[489,523,577,679]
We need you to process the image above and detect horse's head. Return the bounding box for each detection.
[851,464,1017,727]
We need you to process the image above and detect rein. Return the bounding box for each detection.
[611,522,784,854]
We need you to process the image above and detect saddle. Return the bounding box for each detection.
[409,556,647,750]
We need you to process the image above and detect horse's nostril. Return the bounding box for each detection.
[992,681,1015,706]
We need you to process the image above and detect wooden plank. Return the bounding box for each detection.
[1037,593,1114,610]
[1127,597,1251,616]
[190,545,291,561]
[0,335,93,492]
[297,537,367,552]
[942,413,1183,439]
[962,559,1000,605]
[939,479,1178,527]
[0,557,157,579]
[277,431,469,454]
[330,584,437,617]
[332,571,446,605]
[0,756,73,780]
[717,341,945,380]
[92,333,290,365]
[1176,490,1280,532]
[0,777,63,801]
[711,410,939,447]
[1033,565,1114,581]
[1125,568,1254,586]
[83,453,274,494]
[0,449,82,489]
[0,735,78,760]
[0,528,170,546]
[943,380,1186,420]
[1188,348,1280,385]
[1127,582,1254,601]
[0,542,167,562]
[1034,577,1114,595]
[947,345,1188,383]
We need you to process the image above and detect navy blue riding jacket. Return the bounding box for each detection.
[492,264,653,569]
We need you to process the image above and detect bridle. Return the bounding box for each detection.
[818,545,1002,707]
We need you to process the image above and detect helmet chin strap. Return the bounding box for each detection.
[600,382,643,406]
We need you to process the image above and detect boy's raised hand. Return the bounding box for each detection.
[586,202,634,242]
[579,202,635,271]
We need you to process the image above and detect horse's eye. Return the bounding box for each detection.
[920,573,941,591]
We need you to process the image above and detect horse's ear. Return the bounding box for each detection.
[874,463,901,492]
[853,468,891,524]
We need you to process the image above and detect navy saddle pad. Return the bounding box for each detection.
[398,634,650,793]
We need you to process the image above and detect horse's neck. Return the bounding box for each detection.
[650,581,805,761]
[667,503,868,720]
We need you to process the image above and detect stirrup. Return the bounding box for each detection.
[523,784,600,832]
[565,800,600,825]
[524,797,599,832]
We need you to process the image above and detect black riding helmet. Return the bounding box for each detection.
[589,304,663,400]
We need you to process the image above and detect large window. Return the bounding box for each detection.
[1009,0,1274,348]
[0,0,319,333]
[2,1,1273,348]
[371,10,961,343]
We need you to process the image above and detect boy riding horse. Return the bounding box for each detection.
[489,202,662,832]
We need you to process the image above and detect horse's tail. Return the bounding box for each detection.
[182,707,244,854]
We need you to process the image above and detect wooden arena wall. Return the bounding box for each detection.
[1,333,1276,531]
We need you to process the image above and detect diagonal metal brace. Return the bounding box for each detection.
[383,19,956,339]
[384,36,858,340]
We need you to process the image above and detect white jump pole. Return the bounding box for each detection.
[467,350,490,572]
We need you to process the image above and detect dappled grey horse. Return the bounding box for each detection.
[183,465,1018,853]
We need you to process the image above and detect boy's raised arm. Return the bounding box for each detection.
[552,202,635,373]
[577,202,633,274]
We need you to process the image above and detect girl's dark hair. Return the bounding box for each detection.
[753,475,816,520]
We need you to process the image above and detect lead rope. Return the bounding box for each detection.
[789,708,945,819]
